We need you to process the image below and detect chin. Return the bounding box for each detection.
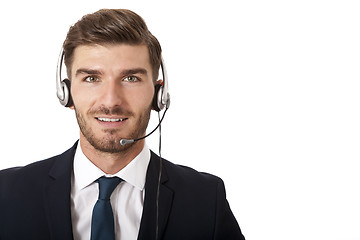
[90,138,128,153]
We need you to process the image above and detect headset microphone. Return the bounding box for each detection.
[119,107,168,146]
[119,139,135,146]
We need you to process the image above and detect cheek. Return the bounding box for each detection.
[127,86,155,109]
[70,87,95,112]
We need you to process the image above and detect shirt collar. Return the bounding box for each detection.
[73,142,150,192]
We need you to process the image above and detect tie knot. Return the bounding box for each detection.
[97,176,122,200]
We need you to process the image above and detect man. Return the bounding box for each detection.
[0,9,245,240]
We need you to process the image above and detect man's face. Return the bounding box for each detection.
[70,44,155,153]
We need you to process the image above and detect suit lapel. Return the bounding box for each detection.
[43,143,77,240]
[138,152,174,240]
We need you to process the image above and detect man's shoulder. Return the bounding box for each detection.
[164,159,220,182]
[0,143,77,190]
[0,157,57,200]
[159,155,224,192]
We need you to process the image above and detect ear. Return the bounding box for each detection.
[156,79,163,86]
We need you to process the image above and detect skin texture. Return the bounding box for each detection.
[69,44,158,174]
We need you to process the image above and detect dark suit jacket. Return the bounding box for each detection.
[0,142,245,240]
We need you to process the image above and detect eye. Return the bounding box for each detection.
[123,76,139,82]
[84,76,99,82]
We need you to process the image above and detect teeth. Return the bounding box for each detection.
[97,117,126,122]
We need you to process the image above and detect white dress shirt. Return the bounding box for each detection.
[70,143,150,240]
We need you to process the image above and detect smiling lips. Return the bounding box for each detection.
[96,117,128,122]
[95,117,129,129]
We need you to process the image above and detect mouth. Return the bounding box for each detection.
[96,117,128,122]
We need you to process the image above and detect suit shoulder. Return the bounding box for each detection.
[162,158,223,188]
[0,153,58,174]
[0,155,57,189]
[0,143,77,190]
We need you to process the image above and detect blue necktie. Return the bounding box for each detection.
[90,176,122,240]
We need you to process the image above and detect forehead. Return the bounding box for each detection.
[70,44,152,76]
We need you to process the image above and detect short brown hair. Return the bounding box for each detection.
[63,9,162,81]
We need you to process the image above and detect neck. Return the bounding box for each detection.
[79,136,145,175]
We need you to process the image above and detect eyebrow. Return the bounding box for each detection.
[75,68,148,77]
[75,68,103,77]
[121,68,148,76]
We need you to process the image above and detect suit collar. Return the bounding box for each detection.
[44,142,78,240]
[138,151,174,240]
[48,142,77,179]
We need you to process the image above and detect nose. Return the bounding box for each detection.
[99,79,123,108]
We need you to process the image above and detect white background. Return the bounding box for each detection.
[0,0,359,239]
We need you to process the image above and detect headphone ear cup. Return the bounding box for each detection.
[152,84,163,112]
[62,79,74,108]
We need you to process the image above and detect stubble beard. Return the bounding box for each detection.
[74,105,152,154]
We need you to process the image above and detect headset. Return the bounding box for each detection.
[56,47,169,240]
[56,48,170,111]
